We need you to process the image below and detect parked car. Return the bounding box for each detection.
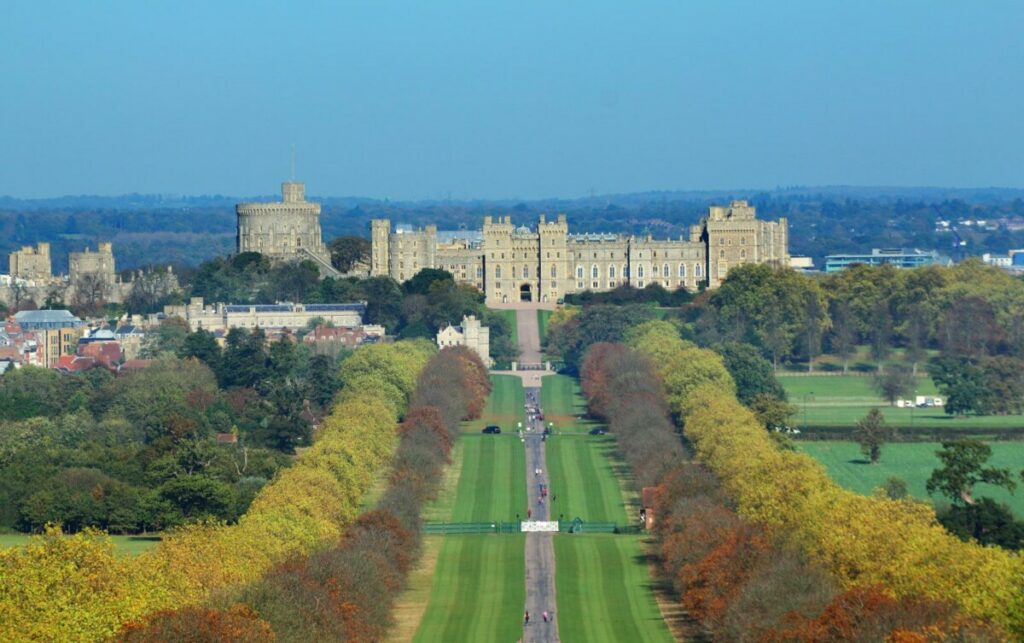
[589,427,607,435]
[482,425,502,434]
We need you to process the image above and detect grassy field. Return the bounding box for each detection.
[780,374,1024,429]
[461,374,525,433]
[412,535,526,643]
[555,536,672,642]
[799,441,1024,517]
[537,309,552,345]
[411,378,528,642]
[0,533,160,557]
[541,374,592,429]
[542,374,668,641]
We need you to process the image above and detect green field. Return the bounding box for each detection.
[555,536,672,642]
[461,374,525,433]
[0,533,160,557]
[780,374,1024,429]
[413,378,527,642]
[799,441,1024,517]
[547,437,630,524]
[541,374,591,428]
[537,309,552,345]
[412,535,526,643]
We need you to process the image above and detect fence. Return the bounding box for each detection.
[422,521,643,535]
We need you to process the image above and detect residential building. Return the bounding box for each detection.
[12,310,86,368]
[164,297,367,332]
[436,315,491,366]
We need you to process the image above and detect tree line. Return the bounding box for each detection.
[581,327,1023,637]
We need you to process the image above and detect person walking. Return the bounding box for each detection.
[524,611,530,626]
[542,610,549,623]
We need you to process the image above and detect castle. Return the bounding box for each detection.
[236,182,339,277]
[371,200,788,303]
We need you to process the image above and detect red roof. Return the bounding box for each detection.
[120,359,154,373]
[77,341,121,367]
[55,355,97,372]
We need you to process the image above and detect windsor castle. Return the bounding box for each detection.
[370,200,788,303]
[236,182,789,304]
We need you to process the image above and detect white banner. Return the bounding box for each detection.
[520,521,559,532]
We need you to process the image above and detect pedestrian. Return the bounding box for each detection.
[527,509,532,520]
[524,611,530,626]
[543,610,549,622]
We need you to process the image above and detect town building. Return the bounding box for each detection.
[12,310,86,368]
[824,248,951,273]
[164,297,367,332]
[436,315,491,366]
[236,181,339,277]
[371,200,788,303]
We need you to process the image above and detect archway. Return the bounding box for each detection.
[519,283,532,302]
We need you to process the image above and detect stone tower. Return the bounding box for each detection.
[236,182,338,276]
[538,214,571,303]
[702,200,788,288]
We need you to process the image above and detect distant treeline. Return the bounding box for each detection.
[3,187,1024,272]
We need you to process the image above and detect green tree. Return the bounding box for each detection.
[926,439,1016,506]
[179,329,222,372]
[717,342,786,406]
[929,357,990,416]
[853,408,890,464]
[880,476,909,500]
[328,235,371,273]
[220,328,268,388]
[827,299,856,374]
[937,498,1024,550]
[872,364,913,406]
[0,366,66,420]
[868,299,892,372]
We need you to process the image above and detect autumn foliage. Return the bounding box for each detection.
[118,604,275,642]
[580,333,1020,639]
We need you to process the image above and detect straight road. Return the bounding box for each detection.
[524,385,558,642]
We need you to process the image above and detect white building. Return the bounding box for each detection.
[436,315,492,367]
[164,297,367,332]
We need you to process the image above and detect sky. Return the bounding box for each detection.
[1,1,1022,200]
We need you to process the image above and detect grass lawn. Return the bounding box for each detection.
[780,374,1024,429]
[547,436,630,524]
[541,374,592,430]
[413,535,526,643]
[461,374,525,433]
[554,535,673,643]
[799,441,1024,517]
[537,309,552,345]
[0,533,160,557]
[452,435,527,522]
[411,377,529,642]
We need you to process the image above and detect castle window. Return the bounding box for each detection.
[496,267,502,279]
[638,265,645,278]
[551,265,557,278]
[477,267,483,278]
[591,265,599,279]
[523,265,529,279]
[741,249,746,259]
[663,263,670,277]
[679,263,686,278]
[695,264,702,278]
[592,281,599,288]
[296,237,301,247]
[720,249,726,258]
[741,237,746,245]
[609,265,616,279]
[623,264,629,278]
[576,266,584,279]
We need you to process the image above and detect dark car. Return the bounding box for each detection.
[482,425,502,434]
[589,427,607,435]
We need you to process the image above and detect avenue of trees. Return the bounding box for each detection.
[579,330,1010,639]
[0,338,436,641]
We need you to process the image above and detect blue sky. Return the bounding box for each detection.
[1,1,1021,199]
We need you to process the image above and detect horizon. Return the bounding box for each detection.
[2,2,1022,199]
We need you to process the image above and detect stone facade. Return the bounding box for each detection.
[236,182,339,277]
[69,242,117,285]
[9,243,52,281]
[164,297,366,332]
[436,314,491,366]
[371,200,788,303]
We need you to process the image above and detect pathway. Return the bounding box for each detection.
[515,304,559,641]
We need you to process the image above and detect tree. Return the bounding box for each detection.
[872,364,913,406]
[71,273,110,318]
[937,498,1024,550]
[926,439,1016,506]
[929,357,990,416]
[827,299,856,374]
[880,476,909,500]
[868,299,892,372]
[853,408,891,464]
[801,287,828,372]
[328,235,371,273]
[124,267,179,314]
[749,393,797,432]
[717,342,786,406]
[939,295,1001,361]
[403,268,454,296]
